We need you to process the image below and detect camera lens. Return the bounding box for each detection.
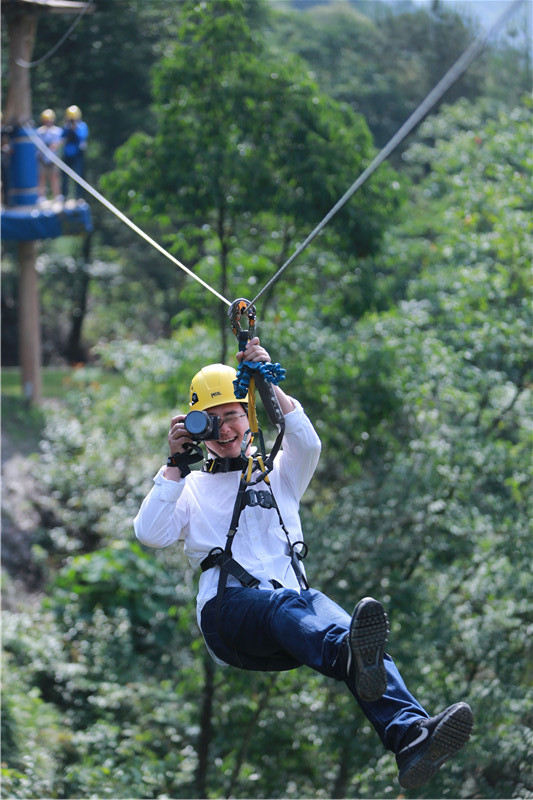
[185,410,211,436]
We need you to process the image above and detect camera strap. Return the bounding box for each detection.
[166,443,203,477]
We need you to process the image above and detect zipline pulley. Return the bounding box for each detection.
[228,297,257,354]
[228,297,286,461]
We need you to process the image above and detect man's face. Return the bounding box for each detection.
[204,402,249,459]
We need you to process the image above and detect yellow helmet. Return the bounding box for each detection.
[189,364,248,411]
[65,105,82,121]
[41,109,56,123]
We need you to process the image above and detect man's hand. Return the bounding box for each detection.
[168,413,194,456]
[237,337,294,414]
[236,336,270,364]
[164,413,195,481]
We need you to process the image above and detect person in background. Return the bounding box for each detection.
[61,105,89,200]
[1,116,13,207]
[36,109,62,201]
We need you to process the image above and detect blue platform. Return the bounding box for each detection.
[1,125,93,241]
[1,199,93,241]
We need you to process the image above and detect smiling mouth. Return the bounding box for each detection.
[217,435,237,446]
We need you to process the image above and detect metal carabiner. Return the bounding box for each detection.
[228,297,257,352]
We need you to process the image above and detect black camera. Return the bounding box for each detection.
[184,410,220,441]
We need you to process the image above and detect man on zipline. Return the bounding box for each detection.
[134,336,473,790]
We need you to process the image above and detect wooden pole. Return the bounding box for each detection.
[4,7,41,404]
[3,8,37,124]
[4,1,93,404]
[18,240,41,404]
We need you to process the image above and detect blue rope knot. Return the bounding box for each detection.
[233,361,286,399]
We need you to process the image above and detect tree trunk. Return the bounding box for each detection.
[331,749,350,799]
[225,675,277,797]
[218,209,229,363]
[65,234,92,363]
[196,654,215,798]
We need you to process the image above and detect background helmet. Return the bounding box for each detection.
[189,364,248,411]
[65,105,82,121]
[41,109,56,124]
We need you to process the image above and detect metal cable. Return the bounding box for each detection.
[23,124,232,306]
[17,1,94,69]
[19,0,524,314]
[245,0,525,311]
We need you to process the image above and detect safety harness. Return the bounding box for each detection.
[199,453,309,592]
[199,299,309,639]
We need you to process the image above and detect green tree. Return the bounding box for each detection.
[269,0,488,150]
[101,0,403,358]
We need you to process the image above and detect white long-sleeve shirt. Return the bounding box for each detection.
[134,398,321,627]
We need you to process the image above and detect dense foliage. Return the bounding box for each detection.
[2,0,532,798]
[2,0,530,357]
[99,0,403,358]
[3,93,532,797]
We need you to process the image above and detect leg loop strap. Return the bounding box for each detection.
[201,547,260,589]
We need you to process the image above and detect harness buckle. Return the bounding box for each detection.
[244,489,275,509]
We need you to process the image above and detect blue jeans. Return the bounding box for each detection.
[200,586,429,752]
[62,153,85,199]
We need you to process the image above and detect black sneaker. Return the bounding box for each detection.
[396,702,474,789]
[348,597,389,702]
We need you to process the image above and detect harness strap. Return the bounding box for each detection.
[252,372,285,472]
[201,462,310,655]
[201,481,308,592]
[200,547,260,588]
[202,454,249,473]
[264,484,309,592]
[206,477,249,643]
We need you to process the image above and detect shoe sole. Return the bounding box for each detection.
[399,702,474,789]
[349,597,389,702]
